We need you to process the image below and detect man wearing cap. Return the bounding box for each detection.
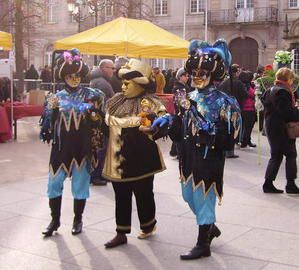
[103,59,167,248]
[40,49,105,237]
[169,67,191,157]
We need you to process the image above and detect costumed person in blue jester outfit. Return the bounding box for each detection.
[152,40,241,260]
[40,49,105,237]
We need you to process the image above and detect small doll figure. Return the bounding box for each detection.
[138,98,157,133]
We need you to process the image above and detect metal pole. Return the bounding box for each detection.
[182,0,186,66]
[94,5,98,66]
[183,0,186,39]
[205,0,208,41]
[9,0,14,138]
[78,5,81,32]
[27,0,30,69]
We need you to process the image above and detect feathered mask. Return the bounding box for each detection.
[62,50,81,63]
[185,39,232,81]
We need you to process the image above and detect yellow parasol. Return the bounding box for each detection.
[0,31,13,51]
[54,17,188,59]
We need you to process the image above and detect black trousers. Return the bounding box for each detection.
[265,139,297,182]
[241,111,256,146]
[258,111,264,132]
[112,176,156,234]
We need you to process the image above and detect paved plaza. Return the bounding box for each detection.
[0,116,299,270]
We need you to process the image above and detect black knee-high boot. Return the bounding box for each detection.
[42,196,62,237]
[180,225,211,260]
[72,199,86,235]
[207,224,221,244]
[191,223,221,245]
[186,223,221,245]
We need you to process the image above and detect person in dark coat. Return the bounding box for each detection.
[0,77,14,102]
[218,64,247,106]
[40,65,52,90]
[172,68,191,96]
[169,67,191,157]
[89,59,115,99]
[40,65,51,82]
[26,64,39,80]
[164,69,173,93]
[262,67,299,194]
[89,59,115,185]
[25,64,39,91]
[218,64,247,158]
[110,57,129,93]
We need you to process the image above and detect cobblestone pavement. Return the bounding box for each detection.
[0,116,299,270]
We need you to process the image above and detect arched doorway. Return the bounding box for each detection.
[229,37,258,72]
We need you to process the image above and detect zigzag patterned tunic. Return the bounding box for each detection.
[40,87,105,177]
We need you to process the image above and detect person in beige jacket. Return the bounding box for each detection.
[153,67,166,94]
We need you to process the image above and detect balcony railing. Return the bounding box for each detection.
[207,7,278,25]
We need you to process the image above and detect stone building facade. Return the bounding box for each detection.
[151,0,299,71]
[25,0,299,72]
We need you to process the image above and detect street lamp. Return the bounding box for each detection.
[87,0,114,65]
[67,0,89,33]
[86,0,106,65]
[67,0,109,65]
[204,0,208,41]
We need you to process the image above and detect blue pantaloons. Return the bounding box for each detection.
[181,178,216,225]
[47,161,90,199]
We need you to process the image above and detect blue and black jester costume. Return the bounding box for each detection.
[153,40,241,260]
[40,49,105,237]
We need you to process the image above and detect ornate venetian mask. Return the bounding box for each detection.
[65,73,81,88]
[191,69,211,89]
[122,79,145,98]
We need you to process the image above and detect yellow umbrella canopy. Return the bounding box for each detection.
[54,17,188,59]
[0,31,13,50]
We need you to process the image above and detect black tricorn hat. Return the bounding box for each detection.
[54,48,89,81]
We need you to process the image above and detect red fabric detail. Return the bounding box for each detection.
[156,94,175,114]
[3,102,43,121]
[242,86,256,111]
[0,102,43,142]
[264,64,273,71]
[0,106,12,142]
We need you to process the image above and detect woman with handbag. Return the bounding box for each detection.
[262,67,299,194]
